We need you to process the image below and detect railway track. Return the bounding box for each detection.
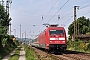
[32,47,90,60]
[62,50,90,60]
[51,50,90,60]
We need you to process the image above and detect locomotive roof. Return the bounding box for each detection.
[49,24,58,27]
[46,26,65,30]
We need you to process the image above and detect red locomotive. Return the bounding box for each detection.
[32,24,67,52]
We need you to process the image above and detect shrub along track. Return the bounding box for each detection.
[32,47,90,60]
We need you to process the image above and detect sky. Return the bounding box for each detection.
[2,0,90,39]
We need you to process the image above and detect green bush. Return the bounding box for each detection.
[0,46,14,60]
[84,40,90,51]
[0,40,20,60]
[67,39,90,53]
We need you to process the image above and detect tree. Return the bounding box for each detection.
[0,4,11,54]
[0,4,5,54]
[68,16,90,36]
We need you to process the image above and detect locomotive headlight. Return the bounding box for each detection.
[47,44,49,47]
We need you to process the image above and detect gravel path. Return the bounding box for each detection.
[2,46,26,60]
[18,48,26,60]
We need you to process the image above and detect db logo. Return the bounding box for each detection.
[55,38,59,40]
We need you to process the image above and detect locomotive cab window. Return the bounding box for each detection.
[49,30,64,35]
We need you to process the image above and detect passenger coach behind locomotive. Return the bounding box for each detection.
[38,24,67,52]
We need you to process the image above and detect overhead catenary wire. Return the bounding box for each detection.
[11,0,90,37]
[62,16,73,26]
[47,0,70,23]
[12,0,58,33]
[38,0,59,33]
[57,0,90,27]
[12,1,87,16]
[76,0,90,12]
[80,0,90,7]
[39,0,59,24]
[56,0,90,25]
[63,10,90,28]
[37,0,70,35]
[39,0,90,36]
[46,0,59,15]
[12,8,42,16]
[55,10,73,23]
[58,4,90,24]
[38,0,70,33]
[62,10,90,30]
[81,10,90,16]
[39,0,90,30]
[79,4,90,10]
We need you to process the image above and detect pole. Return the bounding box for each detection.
[6,0,12,35]
[25,31,26,43]
[9,22,11,35]
[78,20,79,35]
[25,31,26,40]
[22,33,24,42]
[6,0,9,15]
[74,6,79,40]
[74,6,76,40]
[20,25,21,39]
[6,0,12,15]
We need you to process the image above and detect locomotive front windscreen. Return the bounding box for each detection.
[49,30,64,35]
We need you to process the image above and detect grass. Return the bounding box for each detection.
[8,47,21,60]
[24,45,38,60]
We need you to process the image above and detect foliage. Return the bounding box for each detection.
[0,40,21,60]
[0,45,14,60]
[68,16,90,36]
[0,4,11,54]
[84,40,90,51]
[0,4,21,60]
[67,39,90,53]
[0,4,11,34]
[68,16,90,53]
[2,37,8,47]
[14,40,21,46]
